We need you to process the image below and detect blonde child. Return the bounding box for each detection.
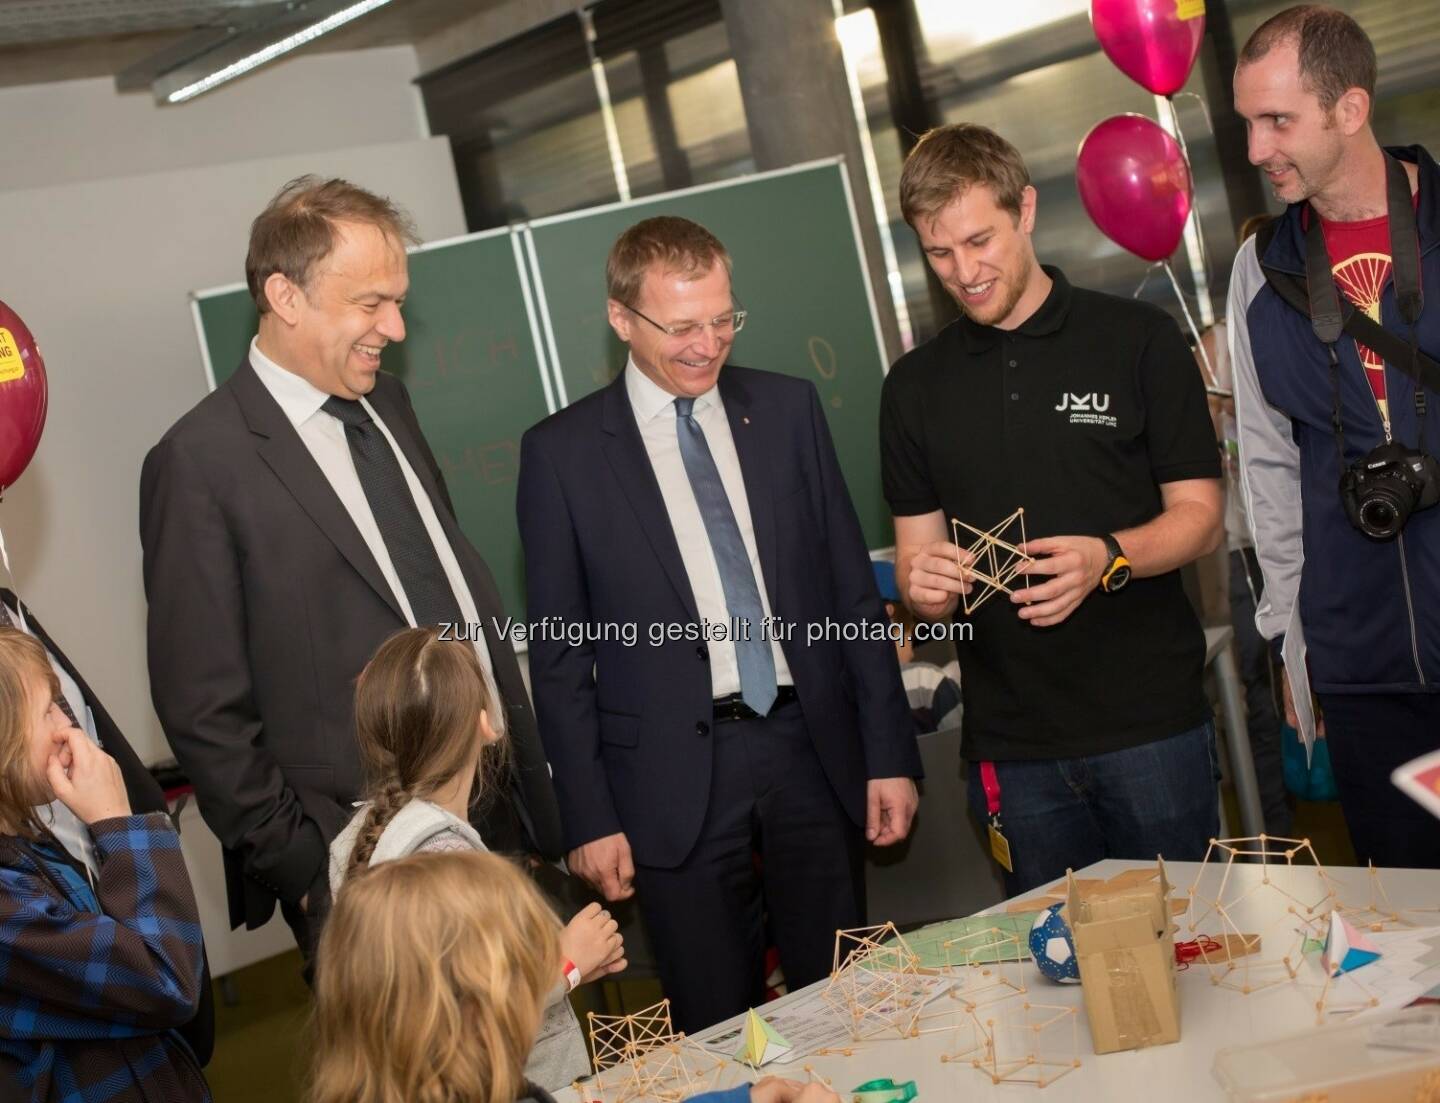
[312,851,837,1103]
[329,627,625,1089]
[0,627,208,1101]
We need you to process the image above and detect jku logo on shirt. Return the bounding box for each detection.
[1055,392,1116,428]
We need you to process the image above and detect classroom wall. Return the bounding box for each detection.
[0,45,428,193]
[0,48,468,766]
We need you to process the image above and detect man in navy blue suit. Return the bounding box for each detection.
[518,216,922,1033]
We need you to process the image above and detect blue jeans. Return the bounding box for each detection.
[965,721,1220,897]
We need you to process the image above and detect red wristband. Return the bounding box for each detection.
[562,958,582,992]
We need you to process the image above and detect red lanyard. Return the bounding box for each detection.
[980,761,1001,820]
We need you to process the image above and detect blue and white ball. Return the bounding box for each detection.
[1028,902,1080,983]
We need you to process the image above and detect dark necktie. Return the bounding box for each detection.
[0,602,81,726]
[323,398,525,852]
[674,397,778,715]
[323,397,464,629]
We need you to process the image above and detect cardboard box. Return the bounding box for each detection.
[1066,863,1181,1055]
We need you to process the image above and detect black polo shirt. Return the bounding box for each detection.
[880,267,1220,761]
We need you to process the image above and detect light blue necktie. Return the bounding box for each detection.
[674,397,778,715]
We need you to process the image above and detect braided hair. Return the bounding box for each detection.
[347,627,508,875]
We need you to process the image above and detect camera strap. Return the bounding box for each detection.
[1301,202,1352,467]
[1255,155,1436,457]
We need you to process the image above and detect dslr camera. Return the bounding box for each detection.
[1340,440,1440,539]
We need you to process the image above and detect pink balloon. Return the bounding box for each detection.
[1091,0,1206,96]
[1077,114,1193,262]
[0,300,48,492]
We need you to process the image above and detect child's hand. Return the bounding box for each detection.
[750,1078,840,1103]
[561,901,626,984]
[46,728,131,825]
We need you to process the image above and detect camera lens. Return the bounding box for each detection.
[1360,494,1403,539]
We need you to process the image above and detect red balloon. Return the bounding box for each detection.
[0,301,48,492]
[1077,114,1193,262]
[1091,0,1206,96]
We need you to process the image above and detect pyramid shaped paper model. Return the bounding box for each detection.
[1322,911,1382,976]
[735,1008,792,1067]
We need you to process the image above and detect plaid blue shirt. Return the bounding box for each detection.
[0,813,210,1101]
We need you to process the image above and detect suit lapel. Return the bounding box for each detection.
[229,361,405,621]
[2,593,98,726]
[720,371,780,606]
[365,379,508,623]
[600,377,700,621]
[4,592,75,692]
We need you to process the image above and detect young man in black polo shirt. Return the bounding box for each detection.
[881,124,1225,895]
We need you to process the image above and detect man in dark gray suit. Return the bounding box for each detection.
[141,177,561,956]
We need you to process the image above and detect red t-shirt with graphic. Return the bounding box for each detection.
[1320,212,1392,421]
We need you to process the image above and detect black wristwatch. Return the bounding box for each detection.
[1099,534,1132,593]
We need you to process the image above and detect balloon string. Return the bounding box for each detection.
[1133,261,1162,300]
[1165,98,1218,321]
[1164,259,1222,392]
[1172,91,1214,136]
[0,517,10,583]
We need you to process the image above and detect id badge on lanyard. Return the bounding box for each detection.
[980,761,1013,873]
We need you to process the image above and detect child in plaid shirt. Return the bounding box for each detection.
[0,627,209,1102]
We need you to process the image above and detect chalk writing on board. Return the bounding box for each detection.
[411,327,522,390]
[438,440,519,488]
[808,336,837,380]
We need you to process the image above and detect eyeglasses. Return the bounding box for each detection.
[626,303,747,340]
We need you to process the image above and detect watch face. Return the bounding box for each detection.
[1108,563,1132,592]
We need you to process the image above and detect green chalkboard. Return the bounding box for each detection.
[191,228,551,617]
[525,160,891,546]
[189,161,893,619]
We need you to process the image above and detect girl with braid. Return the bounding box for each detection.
[311,852,838,1103]
[327,627,625,1090]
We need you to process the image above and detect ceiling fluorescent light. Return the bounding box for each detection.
[165,0,395,103]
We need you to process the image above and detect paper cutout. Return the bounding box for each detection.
[1323,911,1382,977]
[890,913,1036,967]
[735,1008,791,1067]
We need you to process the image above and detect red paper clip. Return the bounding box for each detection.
[1174,936,1222,970]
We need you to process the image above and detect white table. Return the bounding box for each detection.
[560,860,1440,1102]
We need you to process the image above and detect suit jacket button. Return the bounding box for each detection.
[696,721,710,737]
[696,646,709,661]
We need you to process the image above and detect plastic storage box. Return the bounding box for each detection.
[1212,1005,1440,1102]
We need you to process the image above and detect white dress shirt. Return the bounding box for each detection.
[8,599,102,877]
[625,359,793,696]
[249,338,493,675]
